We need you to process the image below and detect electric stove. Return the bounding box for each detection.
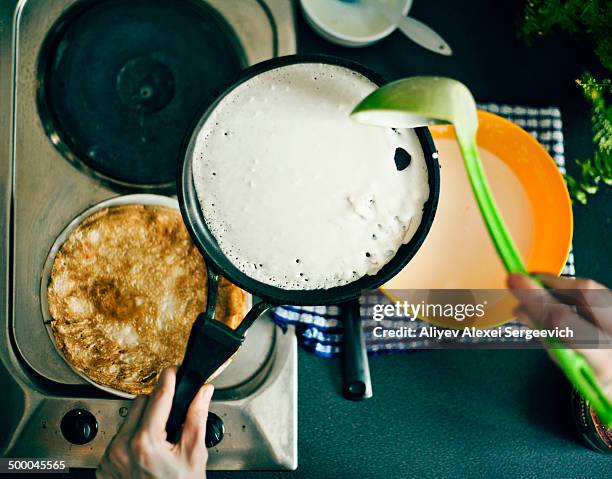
[0,0,297,470]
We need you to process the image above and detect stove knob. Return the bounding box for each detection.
[61,409,98,445]
[205,412,224,448]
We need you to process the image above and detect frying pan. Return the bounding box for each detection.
[166,55,440,443]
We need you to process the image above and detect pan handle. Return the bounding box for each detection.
[166,268,220,444]
[166,266,273,444]
[341,298,372,401]
[235,300,272,336]
[166,311,221,444]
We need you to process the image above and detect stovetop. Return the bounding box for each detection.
[0,0,297,470]
[40,0,249,187]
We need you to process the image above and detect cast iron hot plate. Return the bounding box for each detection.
[39,0,246,189]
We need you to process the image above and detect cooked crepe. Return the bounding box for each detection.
[47,204,246,395]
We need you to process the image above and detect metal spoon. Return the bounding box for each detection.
[341,0,452,55]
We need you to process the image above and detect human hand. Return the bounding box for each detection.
[507,273,612,401]
[97,367,213,479]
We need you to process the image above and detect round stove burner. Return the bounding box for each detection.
[116,57,175,113]
[39,0,245,188]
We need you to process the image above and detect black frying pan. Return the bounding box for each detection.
[166,55,440,443]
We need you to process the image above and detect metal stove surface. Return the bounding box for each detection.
[0,0,297,470]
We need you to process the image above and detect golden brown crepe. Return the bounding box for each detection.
[47,204,245,395]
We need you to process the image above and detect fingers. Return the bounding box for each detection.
[535,273,605,290]
[98,395,147,478]
[507,274,553,328]
[508,273,612,333]
[507,273,541,291]
[513,306,533,328]
[95,462,118,479]
[509,273,612,393]
[98,435,130,479]
[514,301,612,379]
[139,367,177,440]
[116,395,147,439]
[531,301,600,348]
[98,367,213,476]
[536,273,612,331]
[508,274,603,344]
[508,272,607,292]
[97,452,123,479]
[180,384,214,456]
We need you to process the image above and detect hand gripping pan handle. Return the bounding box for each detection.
[166,269,271,444]
[166,312,240,444]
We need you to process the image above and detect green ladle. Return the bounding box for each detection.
[351,77,612,427]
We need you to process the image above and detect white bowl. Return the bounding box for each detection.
[300,0,412,47]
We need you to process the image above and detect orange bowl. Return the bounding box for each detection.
[380,110,573,327]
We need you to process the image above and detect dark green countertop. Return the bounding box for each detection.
[211,349,610,479]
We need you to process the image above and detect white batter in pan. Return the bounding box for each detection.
[192,62,429,290]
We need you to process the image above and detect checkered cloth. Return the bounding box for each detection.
[271,103,576,357]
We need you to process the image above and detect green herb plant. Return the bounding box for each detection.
[566,74,612,204]
[520,0,612,204]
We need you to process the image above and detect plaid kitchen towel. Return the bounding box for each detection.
[271,103,576,357]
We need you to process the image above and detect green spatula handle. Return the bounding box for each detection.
[550,338,612,426]
[460,141,612,427]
